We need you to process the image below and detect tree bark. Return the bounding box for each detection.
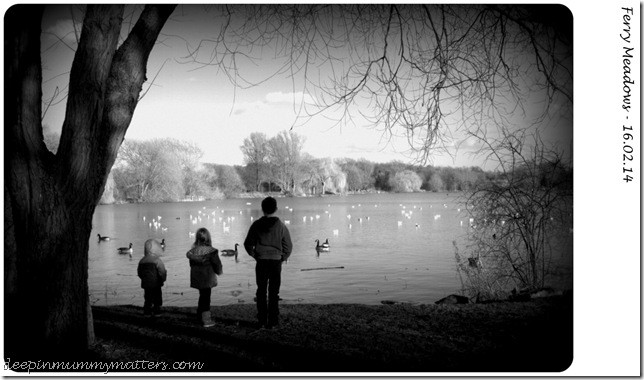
[4,4,176,359]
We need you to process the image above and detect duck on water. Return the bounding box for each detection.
[97,234,111,242]
[117,243,133,256]
[315,239,330,252]
[221,243,239,261]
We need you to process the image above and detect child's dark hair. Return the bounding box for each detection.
[193,227,212,247]
[261,196,277,215]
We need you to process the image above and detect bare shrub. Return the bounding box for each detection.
[455,129,573,301]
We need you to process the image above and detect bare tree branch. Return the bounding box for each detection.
[176,4,572,165]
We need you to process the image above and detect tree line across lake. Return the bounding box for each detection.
[111,134,500,204]
[44,128,564,204]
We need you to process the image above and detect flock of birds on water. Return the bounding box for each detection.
[96,199,574,267]
[93,200,503,261]
[92,198,572,307]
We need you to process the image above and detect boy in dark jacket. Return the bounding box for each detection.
[244,197,293,328]
[137,239,167,316]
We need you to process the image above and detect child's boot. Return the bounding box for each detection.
[201,311,215,327]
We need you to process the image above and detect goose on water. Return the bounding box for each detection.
[160,239,166,249]
[221,243,239,258]
[315,239,330,252]
[117,243,133,255]
[97,234,111,242]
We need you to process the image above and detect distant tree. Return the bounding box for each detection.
[164,139,204,198]
[238,163,260,192]
[373,161,409,191]
[427,174,444,192]
[416,165,436,191]
[198,163,225,199]
[319,157,347,194]
[234,165,248,189]
[200,163,218,189]
[299,154,324,195]
[389,170,423,193]
[344,164,364,192]
[216,165,246,197]
[354,159,375,190]
[454,168,485,191]
[298,155,347,195]
[182,166,210,200]
[113,139,196,202]
[440,168,457,192]
[266,130,305,193]
[241,132,269,191]
[170,139,203,168]
[339,158,374,191]
[372,169,390,191]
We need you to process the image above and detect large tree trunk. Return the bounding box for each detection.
[4,4,176,359]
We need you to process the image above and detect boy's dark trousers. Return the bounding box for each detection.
[143,287,163,315]
[255,259,283,327]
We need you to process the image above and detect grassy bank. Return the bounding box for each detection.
[87,294,572,373]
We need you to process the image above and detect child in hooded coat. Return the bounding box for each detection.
[137,239,167,316]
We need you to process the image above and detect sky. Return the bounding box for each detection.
[37,3,574,170]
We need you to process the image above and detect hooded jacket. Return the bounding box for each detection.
[137,241,167,289]
[186,245,223,289]
[244,216,293,261]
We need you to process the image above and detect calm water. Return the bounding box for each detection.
[88,192,572,307]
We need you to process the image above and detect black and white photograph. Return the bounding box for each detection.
[2,0,640,376]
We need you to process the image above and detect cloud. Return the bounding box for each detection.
[448,137,484,155]
[344,144,375,154]
[265,91,316,105]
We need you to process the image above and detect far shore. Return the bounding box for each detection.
[102,189,457,206]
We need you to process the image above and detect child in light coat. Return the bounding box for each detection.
[186,228,223,327]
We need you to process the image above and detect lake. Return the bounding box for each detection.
[88,192,572,307]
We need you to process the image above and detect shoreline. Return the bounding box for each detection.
[83,294,572,373]
[101,190,455,205]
